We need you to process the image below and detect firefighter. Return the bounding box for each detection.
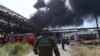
[33,28,60,56]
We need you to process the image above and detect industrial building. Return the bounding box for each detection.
[0,4,41,34]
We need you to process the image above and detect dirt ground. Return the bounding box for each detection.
[26,44,72,56]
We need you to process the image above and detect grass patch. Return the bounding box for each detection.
[0,43,32,56]
[71,45,100,56]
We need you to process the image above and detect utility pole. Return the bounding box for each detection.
[93,0,100,42]
[94,13,100,38]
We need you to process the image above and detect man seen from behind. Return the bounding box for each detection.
[33,28,60,56]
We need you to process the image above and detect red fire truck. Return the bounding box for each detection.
[14,33,36,45]
[26,33,35,45]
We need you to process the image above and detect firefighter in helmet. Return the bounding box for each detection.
[33,28,60,56]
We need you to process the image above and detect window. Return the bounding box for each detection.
[78,34,96,40]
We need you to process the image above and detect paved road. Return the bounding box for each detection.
[26,45,71,56]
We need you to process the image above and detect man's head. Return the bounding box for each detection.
[41,28,49,35]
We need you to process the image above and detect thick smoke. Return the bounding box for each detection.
[34,0,46,9]
[30,0,100,27]
[69,0,100,16]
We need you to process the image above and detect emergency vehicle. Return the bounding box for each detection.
[14,33,36,45]
[0,33,36,45]
[69,31,99,44]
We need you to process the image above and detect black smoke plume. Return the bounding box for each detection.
[69,0,100,16]
[30,0,100,27]
[34,0,46,9]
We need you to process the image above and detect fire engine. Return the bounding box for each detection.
[0,33,36,45]
[14,33,36,45]
[69,31,99,44]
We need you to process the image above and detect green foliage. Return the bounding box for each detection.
[0,43,32,56]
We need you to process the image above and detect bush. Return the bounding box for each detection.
[0,43,32,56]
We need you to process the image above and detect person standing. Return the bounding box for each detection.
[33,28,60,56]
[62,38,65,50]
[61,36,67,51]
